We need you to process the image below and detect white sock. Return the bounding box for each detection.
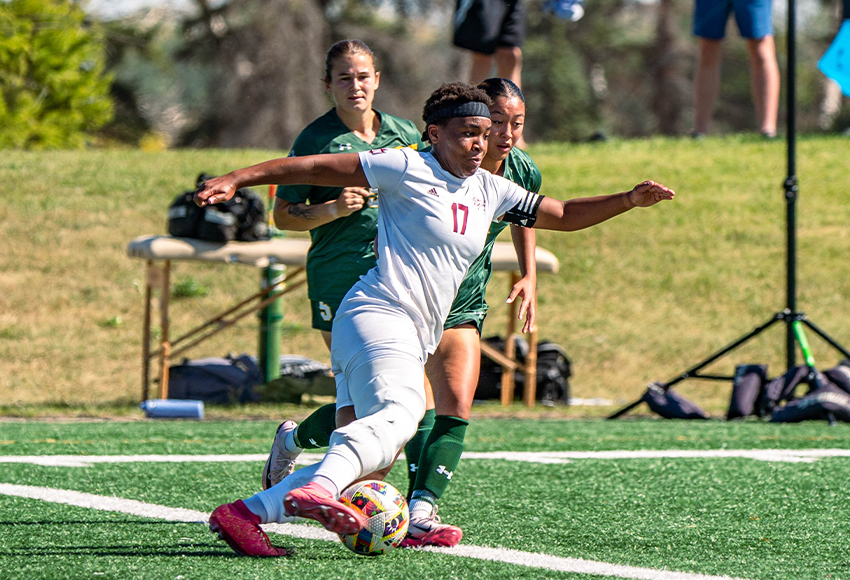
[246,463,320,523]
[409,497,435,519]
[284,430,303,455]
[312,447,361,498]
[242,496,269,521]
[312,475,340,498]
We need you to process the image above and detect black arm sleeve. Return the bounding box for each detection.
[502,192,544,228]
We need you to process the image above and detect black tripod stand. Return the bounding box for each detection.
[608,0,850,420]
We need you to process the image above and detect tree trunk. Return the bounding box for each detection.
[652,0,683,135]
[215,0,330,149]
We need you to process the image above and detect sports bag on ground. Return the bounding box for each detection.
[254,355,336,404]
[770,384,850,423]
[727,364,769,419]
[824,360,850,394]
[167,353,263,404]
[641,382,710,419]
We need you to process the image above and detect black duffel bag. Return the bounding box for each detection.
[168,353,263,404]
[168,173,269,242]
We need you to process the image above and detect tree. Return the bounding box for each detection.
[0,0,113,148]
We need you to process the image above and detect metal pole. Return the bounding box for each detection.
[259,185,283,382]
[784,0,798,370]
[259,263,284,382]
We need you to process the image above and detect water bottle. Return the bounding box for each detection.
[140,399,204,419]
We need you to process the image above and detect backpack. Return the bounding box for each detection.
[823,360,850,395]
[167,173,269,242]
[476,336,572,405]
[641,382,710,420]
[727,364,769,419]
[758,365,828,417]
[166,173,208,239]
[770,385,850,424]
[255,355,336,404]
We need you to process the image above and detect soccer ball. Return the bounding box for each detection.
[338,480,409,556]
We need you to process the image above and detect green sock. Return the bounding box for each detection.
[404,409,436,497]
[293,403,336,449]
[411,415,468,502]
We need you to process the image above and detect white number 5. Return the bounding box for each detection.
[318,301,332,321]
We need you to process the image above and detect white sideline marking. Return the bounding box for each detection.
[1,448,849,467]
[459,449,850,464]
[0,454,275,468]
[0,484,746,580]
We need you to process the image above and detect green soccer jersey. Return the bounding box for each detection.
[277,109,422,306]
[444,147,543,331]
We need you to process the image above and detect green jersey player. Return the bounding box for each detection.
[274,40,422,342]
[267,40,426,493]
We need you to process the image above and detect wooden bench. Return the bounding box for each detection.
[127,235,559,406]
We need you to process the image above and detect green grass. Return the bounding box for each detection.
[1,419,849,579]
[1,136,849,414]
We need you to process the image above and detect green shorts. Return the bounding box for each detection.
[310,299,341,332]
[444,307,487,334]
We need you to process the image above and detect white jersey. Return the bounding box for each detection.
[340,147,537,358]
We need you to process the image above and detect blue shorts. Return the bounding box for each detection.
[693,0,774,40]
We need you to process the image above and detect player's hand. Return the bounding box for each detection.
[194,174,238,206]
[333,187,371,217]
[627,181,675,208]
[506,275,537,334]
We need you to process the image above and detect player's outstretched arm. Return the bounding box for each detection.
[532,181,675,232]
[194,152,369,207]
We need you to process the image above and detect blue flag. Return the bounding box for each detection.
[819,20,850,97]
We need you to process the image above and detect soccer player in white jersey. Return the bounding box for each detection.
[195,82,674,557]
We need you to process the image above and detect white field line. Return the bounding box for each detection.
[1,448,849,467]
[0,483,747,580]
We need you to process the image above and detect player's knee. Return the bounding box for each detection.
[366,398,420,467]
[331,398,421,474]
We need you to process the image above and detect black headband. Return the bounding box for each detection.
[425,101,491,125]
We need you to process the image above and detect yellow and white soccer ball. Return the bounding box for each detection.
[338,480,409,556]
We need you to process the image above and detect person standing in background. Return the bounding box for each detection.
[453,0,525,89]
[692,0,780,138]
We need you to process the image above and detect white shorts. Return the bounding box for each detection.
[331,290,425,413]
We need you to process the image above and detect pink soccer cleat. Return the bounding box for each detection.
[283,482,366,535]
[400,504,463,548]
[208,500,288,557]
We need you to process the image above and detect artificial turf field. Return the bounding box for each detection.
[0,419,848,579]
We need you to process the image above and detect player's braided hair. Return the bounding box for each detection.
[421,82,492,142]
[477,77,525,103]
[324,40,376,83]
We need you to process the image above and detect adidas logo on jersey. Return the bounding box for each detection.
[425,187,439,198]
